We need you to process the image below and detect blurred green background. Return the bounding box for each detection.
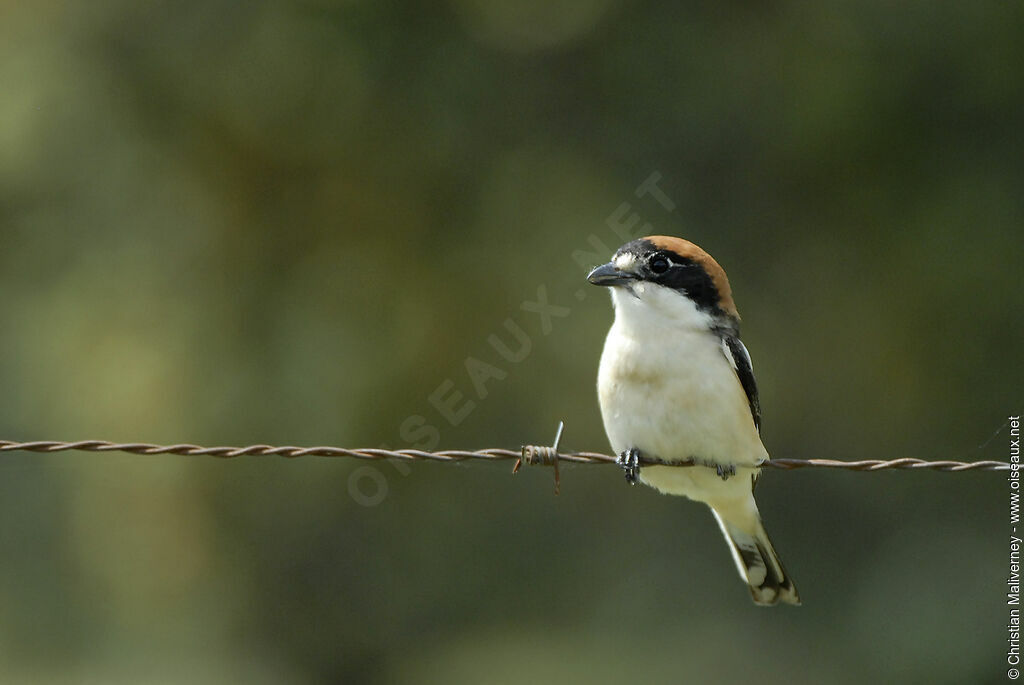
[1,1,1022,683]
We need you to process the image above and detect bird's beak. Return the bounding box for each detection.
[587,262,636,287]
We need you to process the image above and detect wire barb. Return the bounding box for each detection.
[0,439,1010,473]
[514,421,565,494]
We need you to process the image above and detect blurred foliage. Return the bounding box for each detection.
[0,0,1022,683]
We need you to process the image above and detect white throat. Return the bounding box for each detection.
[609,282,715,334]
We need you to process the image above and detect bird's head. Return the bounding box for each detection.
[587,236,740,331]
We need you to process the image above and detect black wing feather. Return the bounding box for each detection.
[723,335,761,433]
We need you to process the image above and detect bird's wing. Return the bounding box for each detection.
[721,335,761,433]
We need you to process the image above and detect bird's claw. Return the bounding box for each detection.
[617,448,642,485]
[708,462,737,481]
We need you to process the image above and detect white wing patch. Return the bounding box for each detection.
[722,337,753,373]
[736,339,753,371]
[721,337,738,370]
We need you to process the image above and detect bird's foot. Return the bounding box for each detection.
[616,448,642,485]
[703,460,736,481]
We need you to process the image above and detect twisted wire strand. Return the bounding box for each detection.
[0,440,1010,472]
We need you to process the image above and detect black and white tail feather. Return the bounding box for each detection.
[712,508,800,606]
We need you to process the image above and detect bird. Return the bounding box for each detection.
[587,235,800,606]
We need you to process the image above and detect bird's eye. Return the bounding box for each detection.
[649,255,670,274]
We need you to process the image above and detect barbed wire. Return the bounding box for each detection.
[0,439,1009,471]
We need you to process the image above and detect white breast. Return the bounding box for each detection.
[596,283,768,502]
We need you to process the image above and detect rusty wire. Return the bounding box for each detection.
[0,439,1009,472]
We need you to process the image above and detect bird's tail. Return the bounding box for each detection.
[711,499,800,606]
